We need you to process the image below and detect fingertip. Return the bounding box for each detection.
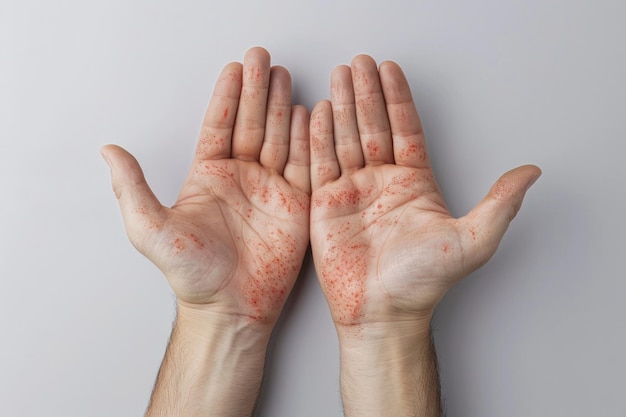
[492,164,542,201]
[290,104,310,162]
[216,62,243,88]
[270,65,292,83]
[100,144,133,172]
[351,54,377,68]
[378,60,401,74]
[291,104,310,133]
[100,145,113,168]
[245,46,271,60]
[332,64,351,73]
[243,46,272,73]
[311,100,332,124]
[331,64,352,81]
[524,164,542,190]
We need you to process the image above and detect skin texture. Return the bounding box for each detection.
[102,47,310,417]
[309,55,540,416]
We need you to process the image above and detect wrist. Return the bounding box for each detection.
[336,319,442,417]
[175,300,274,351]
[337,318,433,372]
[145,302,272,417]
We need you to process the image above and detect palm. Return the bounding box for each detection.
[103,48,311,323]
[312,163,464,324]
[157,160,309,312]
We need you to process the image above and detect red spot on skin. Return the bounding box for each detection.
[311,135,327,153]
[173,238,185,254]
[333,107,351,127]
[223,107,229,120]
[222,71,241,88]
[239,229,300,323]
[317,164,332,177]
[195,164,235,190]
[469,227,477,240]
[442,243,450,253]
[320,239,370,325]
[356,96,375,119]
[316,185,375,209]
[366,140,379,157]
[134,206,163,229]
[353,68,369,89]
[245,179,307,216]
[183,233,205,249]
[196,128,226,158]
[381,171,419,199]
[398,141,426,162]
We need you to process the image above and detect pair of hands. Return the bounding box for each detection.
[102,47,540,338]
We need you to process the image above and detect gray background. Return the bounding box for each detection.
[1,0,624,416]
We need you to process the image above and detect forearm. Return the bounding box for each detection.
[145,303,271,417]
[337,320,443,417]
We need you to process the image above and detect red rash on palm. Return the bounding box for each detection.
[172,233,205,255]
[246,179,307,215]
[366,140,380,157]
[320,239,370,325]
[173,238,185,253]
[240,228,300,321]
[314,169,430,325]
[317,164,332,178]
[205,163,305,320]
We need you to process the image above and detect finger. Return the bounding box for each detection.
[351,55,394,166]
[100,144,165,244]
[284,105,311,195]
[259,66,292,173]
[232,47,271,161]
[460,165,542,271]
[330,65,364,172]
[195,62,242,160]
[379,61,430,168]
[310,100,340,192]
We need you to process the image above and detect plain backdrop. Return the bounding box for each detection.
[1,0,625,416]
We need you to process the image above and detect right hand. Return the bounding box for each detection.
[102,47,311,327]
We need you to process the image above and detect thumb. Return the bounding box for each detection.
[460,164,541,269]
[100,144,165,243]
